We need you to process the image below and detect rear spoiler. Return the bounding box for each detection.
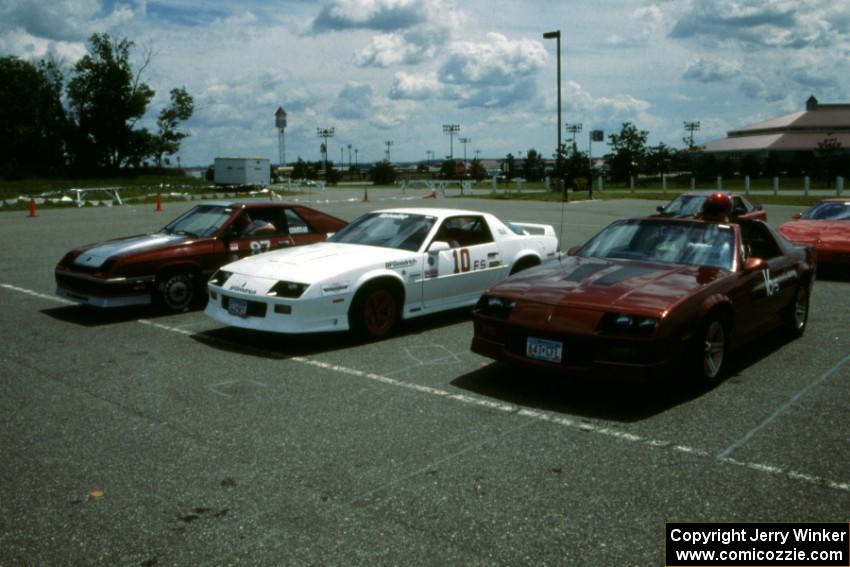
[508,222,556,237]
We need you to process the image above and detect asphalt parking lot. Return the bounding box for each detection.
[1,190,848,565]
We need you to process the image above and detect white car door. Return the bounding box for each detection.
[422,215,506,310]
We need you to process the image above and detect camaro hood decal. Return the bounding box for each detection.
[222,242,419,283]
[500,257,723,313]
[74,233,186,268]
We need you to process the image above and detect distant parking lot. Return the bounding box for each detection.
[1,193,847,565]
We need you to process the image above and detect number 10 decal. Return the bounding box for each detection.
[451,248,470,273]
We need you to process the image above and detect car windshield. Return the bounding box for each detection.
[328,212,436,251]
[162,205,235,237]
[801,201,850,221]
[660,194,706,216]
[579,219,736,270]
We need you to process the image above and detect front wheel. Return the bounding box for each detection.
[690,315,729,387]
[782,282,810,338]
[350,286,399,341]
[155,271,197,312]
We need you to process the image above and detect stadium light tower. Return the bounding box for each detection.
[316,127,335,174]
[459,137,471,162]
[566,123,582,147]
[543,30,562,179]
[442,124,460,159]
[384,140,394,162]
[275,107,287,166]
[684,121,700,148]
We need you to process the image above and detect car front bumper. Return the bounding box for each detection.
[55,270,155,308]
[470,318,684,380]
[205,285,352,334]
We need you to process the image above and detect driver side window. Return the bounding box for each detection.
[741,221,781,259]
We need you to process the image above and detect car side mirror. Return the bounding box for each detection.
[743,257,766,272]
[428,241,450,252]
[754,204,763,210]
[656,205,664,213]
[792,212,802,220]
[567,245,582,256]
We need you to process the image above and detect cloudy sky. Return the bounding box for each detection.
[2,0,848,166]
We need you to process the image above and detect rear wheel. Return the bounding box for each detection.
[155,270,198,312]
[509,256,540,275]
[350,285,400,341]
[690,315,729,387]
[782,282,810,338]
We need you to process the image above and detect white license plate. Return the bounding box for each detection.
[526,337,563,363]
[227,297,248,317]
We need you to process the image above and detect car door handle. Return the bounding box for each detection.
[277,240,291,246]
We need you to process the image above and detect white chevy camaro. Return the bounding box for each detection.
[204,207,559,340]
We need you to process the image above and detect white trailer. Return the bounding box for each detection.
[214,157,270,186]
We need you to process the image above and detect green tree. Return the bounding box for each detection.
[521,149,545,181]
[608,122,648,183]
[370,160,397,185]
[153,87,194,167]
[503,154,517,180]
[0,56,67,177]
[469,158,487,181]
[563,144,590,185]
[646,143,673,176]
[67,33,155,170]
[440,159,457,179]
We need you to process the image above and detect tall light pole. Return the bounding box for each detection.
[354,148,358,169]
[442,124,460,159]
[347,144,352,170]
[316,127,334,175]
[566,123,582,148]
[384,140,394,162]
[684,121,700,149]
[426,149,434,166]
[543,30,562,181]
[459,137,471,162]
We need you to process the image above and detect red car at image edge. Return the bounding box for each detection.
[55,201,347,311]
[777,198,850,265]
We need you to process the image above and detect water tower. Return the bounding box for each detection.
[275,106,287,166]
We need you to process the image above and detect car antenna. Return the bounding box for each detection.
[558,182,567,266]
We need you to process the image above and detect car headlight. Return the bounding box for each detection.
[209,270,232,287]
[597,312,659,337]
[267,281,308,298]
[474,294,516,319]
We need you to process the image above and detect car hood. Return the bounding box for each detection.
[222,242,420,284]
[778,220,849,246]
[493,257,727,315]
[73,233,190,268]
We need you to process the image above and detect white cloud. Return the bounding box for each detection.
[389,72,442,100]
[682,56,742,83]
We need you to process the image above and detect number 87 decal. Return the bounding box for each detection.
[451,248,471,273]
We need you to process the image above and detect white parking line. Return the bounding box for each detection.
[717,353,850,460]
[4,282,849,494]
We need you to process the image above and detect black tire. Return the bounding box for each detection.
[782,281,810,338]
[690,314,729,387]
[349,285,400,341]
[155,270,198,312]
[509,256,540,276]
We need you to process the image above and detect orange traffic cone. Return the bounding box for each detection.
[363,187,369,202]
[423,190,436,199]
[28,198,37,218]
[155,193,163,212]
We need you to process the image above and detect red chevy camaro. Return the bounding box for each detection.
[471,216,814,385]
[55,201,347,311]
[777,198,850,266]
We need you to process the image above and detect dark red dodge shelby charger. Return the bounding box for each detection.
[55,201,347,311]
[471,216,814,385]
